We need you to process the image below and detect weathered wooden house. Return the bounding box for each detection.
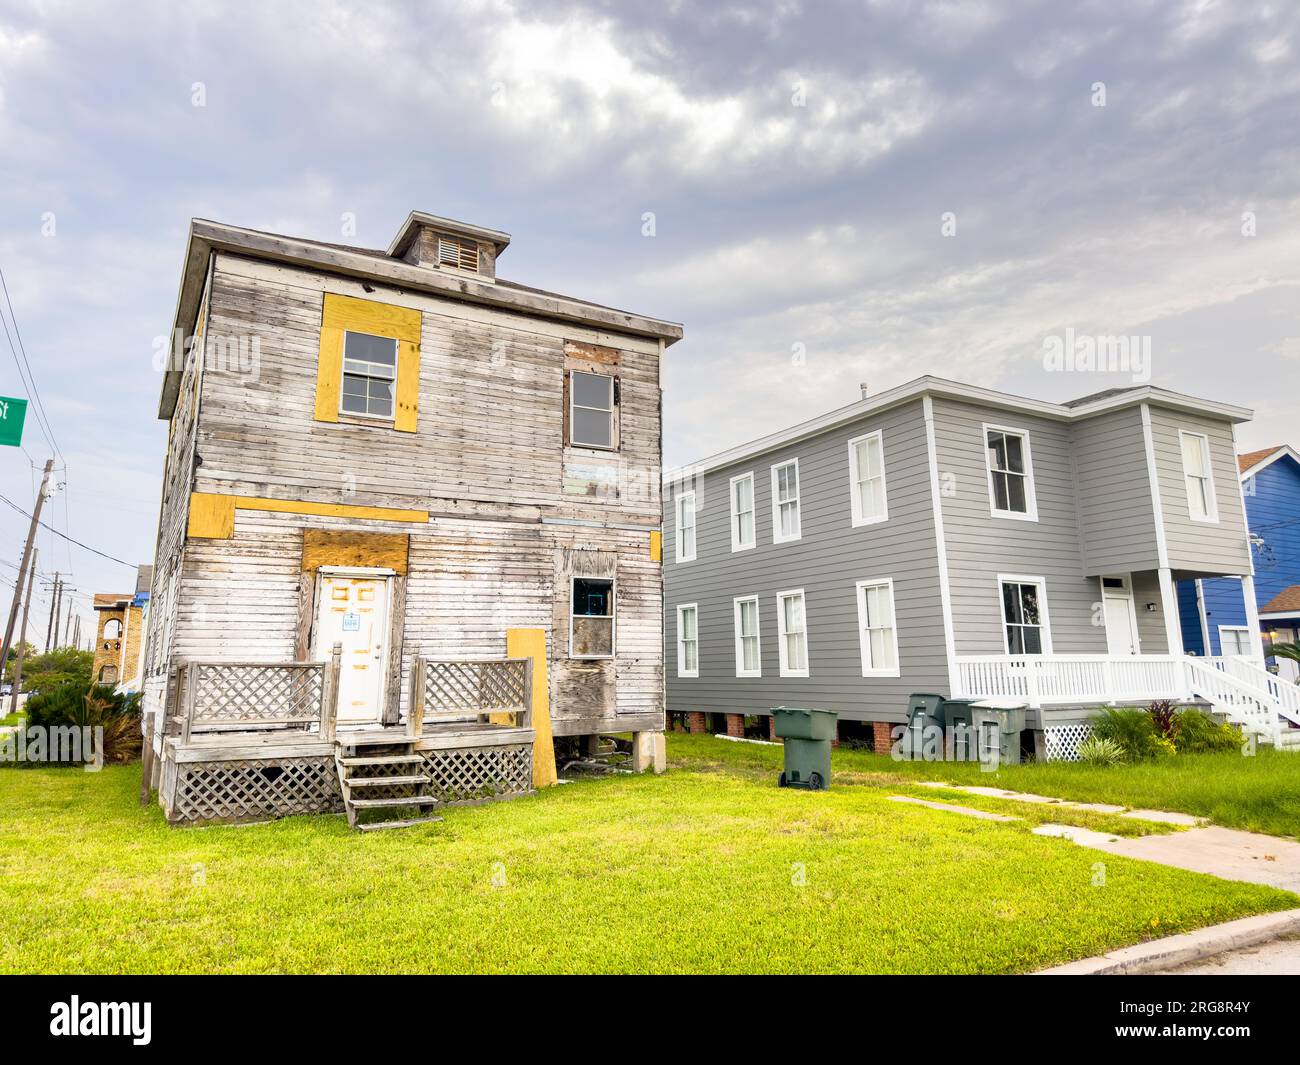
[141,211,681,827]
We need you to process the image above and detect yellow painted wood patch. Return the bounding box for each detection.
[301,530,410,574]
[186,493,235,539]
[316,292,422,427]
[507,628,556,789]
[649,530,662,562]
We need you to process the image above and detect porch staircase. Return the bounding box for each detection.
[334,734,443,831]
[1185,656,1300,749]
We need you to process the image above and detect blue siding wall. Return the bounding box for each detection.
[1177,453,1300,653]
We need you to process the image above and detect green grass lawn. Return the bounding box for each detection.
[0,711,22,728]
[0,733,1294,974]
[795,737,1300,838]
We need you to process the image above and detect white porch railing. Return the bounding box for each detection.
[953,653,1298,743]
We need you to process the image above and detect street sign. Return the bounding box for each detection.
[0,397,27,448]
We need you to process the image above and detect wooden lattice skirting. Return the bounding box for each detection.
[166,756,343,825]
[418,744,533,805]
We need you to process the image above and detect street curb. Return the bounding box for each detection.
[1037,908,1300,974]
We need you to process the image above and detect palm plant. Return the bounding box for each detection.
[1267,641,1300,679]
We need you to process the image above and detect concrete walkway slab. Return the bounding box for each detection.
[1032,823,1300,892]
[919,781,1205,826]
[887,795,1020,821]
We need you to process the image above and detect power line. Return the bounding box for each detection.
[0,261,63,462]
[0,491,135,568]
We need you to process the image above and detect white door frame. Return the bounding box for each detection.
[1100,574,1141,656]
[313,565,396,725]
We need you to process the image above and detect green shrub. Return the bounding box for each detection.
[1076,734,1126,766]
[18,681,141,766]
[1174,708,1243,754]
[1089,707,1175,761]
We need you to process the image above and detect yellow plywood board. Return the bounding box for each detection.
[187,493,235,539]
[301,530,410,574]
[507,627,556,789]
[649,530,662,562]
[316,293,422,426]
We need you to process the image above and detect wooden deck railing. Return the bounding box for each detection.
[176,643,343,742]
[408,657,532,737]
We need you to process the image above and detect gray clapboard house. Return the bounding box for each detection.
[664,377,1300,757]
[140,211,681,827]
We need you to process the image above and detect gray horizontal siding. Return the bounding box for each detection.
[1072,407,1162,574]
[1149,406,1252,574]
[664,399,947,723]
[932,397,1108,656]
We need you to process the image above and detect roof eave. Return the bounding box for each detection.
[158,219,683,420]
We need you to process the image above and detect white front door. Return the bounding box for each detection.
[315,571,391,726]
[1101,576,1140,656]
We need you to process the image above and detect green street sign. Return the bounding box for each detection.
[0,396,27,448]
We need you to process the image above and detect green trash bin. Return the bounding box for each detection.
[772,706,838,790]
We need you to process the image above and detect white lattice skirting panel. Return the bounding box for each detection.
[419,744,533,805]
[1043,724,1093,762]
[166,756,343,825]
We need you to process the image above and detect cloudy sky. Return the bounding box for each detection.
[0,0,1297,644]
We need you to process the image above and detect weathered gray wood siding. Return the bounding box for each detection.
[931,398,1110,656]
[1071,407,1161,575]
[148,251,665,737]
[1148,405,1251,574]
[664,399,948,723]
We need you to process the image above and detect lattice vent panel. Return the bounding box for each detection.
[1043,723,1093,763]
[169,756,342,824]
[419,744,533,804]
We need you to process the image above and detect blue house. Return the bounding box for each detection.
[1178,445,1300,681]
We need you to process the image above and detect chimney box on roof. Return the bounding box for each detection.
[386,211,511,281]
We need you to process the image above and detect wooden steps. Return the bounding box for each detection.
[334,732,443,830]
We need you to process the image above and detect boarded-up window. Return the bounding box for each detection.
[571,576,615,658]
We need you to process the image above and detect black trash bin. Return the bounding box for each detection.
[772,706,838,790]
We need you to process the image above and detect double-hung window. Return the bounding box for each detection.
[1179,430,1218,522]
[569,371,616,450]
[999,577,1049,655]
[984,425,1037,520]
[771,459,801,543]
[848,431,888,525]
[776,589,809,677]
[733,596,760,677]
[571,577,615,659]
[677,604,699,677]
[675,491,697,563]
[341,331,399,420]
[730,473,755,551]
[855,578,899,676]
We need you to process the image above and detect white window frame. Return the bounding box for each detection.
[996,574,1053,655]
[569,370,616,451]
[339,330,399,422]
[847,430,889,527]
[776,588,809,678]
[729,472,756,552]
[676,603,699,678]
[855,578,900,677]
[1218,625,1252,657]
[1178,429,1219,524]
[569,575,616,660]
[732,595,761,678]
[675,490,697,563]
[771,459,802,544]
[983,423,1038,522]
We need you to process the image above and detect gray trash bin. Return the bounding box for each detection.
[904,693,946,759]
[971,700,1027,765]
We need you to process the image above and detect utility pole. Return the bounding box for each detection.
[62,593,73,648]
[46,574,62,651]
[10,549,35,715]
[0,459,52,679]
[72,612,80,649]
